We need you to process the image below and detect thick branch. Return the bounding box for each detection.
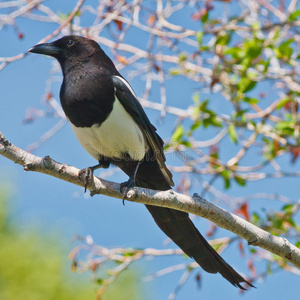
[1,130,300,269]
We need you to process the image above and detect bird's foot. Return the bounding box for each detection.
[120,178,135,205]
[79,167,95,193]
[78,160,109,193]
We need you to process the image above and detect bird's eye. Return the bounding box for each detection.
[67,40,74,47]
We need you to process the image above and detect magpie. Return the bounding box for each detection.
[29,35,253,289]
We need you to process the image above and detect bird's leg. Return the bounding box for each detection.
[120,161,141,205]
[79,156,110,192]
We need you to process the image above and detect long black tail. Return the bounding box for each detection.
[116,158,254,289]
[146,205,253,289]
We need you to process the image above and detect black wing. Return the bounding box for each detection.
[112,75,174,187]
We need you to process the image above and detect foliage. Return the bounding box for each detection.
[0,192,142,300]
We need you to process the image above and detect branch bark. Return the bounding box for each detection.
[1,130,300,269]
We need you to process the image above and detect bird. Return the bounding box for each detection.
[29,35,254,290]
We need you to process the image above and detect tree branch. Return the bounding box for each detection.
[1,130,300,269]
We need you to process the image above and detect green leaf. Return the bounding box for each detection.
[192,92,200,105]
[169,68,181,75]
[201,11,209,23]
[234,109,249,119]
[295,240,300,248]
[276,39,294,59]
[221,170,231,189]
[203,115,221,128]
[210,152,219,160]
[245,39,263,58]
[271,214,284,231]
[180,140,192,147]
[251,21,261,30]
[211,242,224,252]
[288,9,300,21]
[228,123,238,144]
[215,32,231,46]
[96,278,104,285]
[286,217,296,227]
[196,31,203,45]
[224,46,245,59]
[199,99,209,111]
[282,204,294,215]
[275,121,294,130]
[276,98,292,110]
[124,249,136,257]
[257,59,270,73]
[189,120,201,134]
[237,77,257,93]
[199,45,210,51]
[179,52,187,62]
[252,212,260,225]
[243,97,259,104]
[187,265,196,272]
[172,125,184,141]
[209,116,223,127]
[244,80,257,92]
[234,175,246,186]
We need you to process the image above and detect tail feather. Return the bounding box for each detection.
[146,205,254,289]
[114,157,254,289]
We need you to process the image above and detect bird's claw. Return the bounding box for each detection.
[120,178,135,205]
[79,167,94,192]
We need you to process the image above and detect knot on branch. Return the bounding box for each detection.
[43,155,52,168]
[23,163,33,171]
[0,133,11,148]
[126,188,137,199]
[59,165,67,174]
[282,237,293,260]
[248,237,258,246]
[193,193,209,217]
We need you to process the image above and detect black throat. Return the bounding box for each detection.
[59,61,116,128]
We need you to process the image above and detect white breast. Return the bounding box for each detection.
[70,98,147,161]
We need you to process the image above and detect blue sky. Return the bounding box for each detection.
[1,0,300,299]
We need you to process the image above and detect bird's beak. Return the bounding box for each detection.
[28,42,61,56]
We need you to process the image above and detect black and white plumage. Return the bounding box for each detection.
[29,35,253,290]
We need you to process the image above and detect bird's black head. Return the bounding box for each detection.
[29,35,100,66]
